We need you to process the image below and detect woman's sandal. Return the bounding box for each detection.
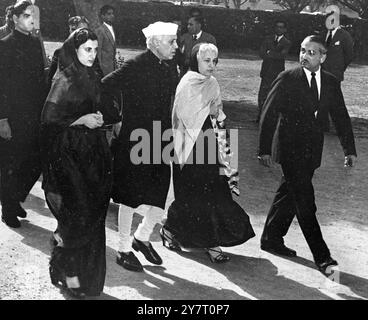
[206,247,230,263]
[160,227,182,252]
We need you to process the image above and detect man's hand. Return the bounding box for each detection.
[0,119,12,140]
[344,155,356,167]
[258,154,273,167]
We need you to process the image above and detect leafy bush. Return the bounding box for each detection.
[1,0,367,60]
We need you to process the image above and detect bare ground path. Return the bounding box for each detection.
[0,45,367,300]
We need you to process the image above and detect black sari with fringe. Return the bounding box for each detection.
[40,32,114,295]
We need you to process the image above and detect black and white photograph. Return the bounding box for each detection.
[0,0,367,305]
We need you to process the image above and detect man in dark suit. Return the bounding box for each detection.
[257,20,291,122]
[95,5,119,145]
[323,23,353,83]
[258,35,357,275]
[179,15,216,77]
[95,5,116,76]
[101,21,179,272]
[0,0,47,228]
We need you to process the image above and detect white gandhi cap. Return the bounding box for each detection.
[142,21,178,38]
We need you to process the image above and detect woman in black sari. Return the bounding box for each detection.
[41,28,117,298]
[161,43,255,263]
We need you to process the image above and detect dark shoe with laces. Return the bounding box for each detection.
[116,251,143,272]
[315,257,338,275]
[261,241,297,257]
[132,237,163,265]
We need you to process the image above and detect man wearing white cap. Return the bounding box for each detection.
[101,21,178,272]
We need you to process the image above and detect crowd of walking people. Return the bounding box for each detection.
[0,0,357,299]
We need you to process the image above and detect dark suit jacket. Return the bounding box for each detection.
[0,30,47,158]
[180,31,217,71]
[259,35,291,80]
[259,67,356,169]
[322,28,354,81]
[95,23,116,76]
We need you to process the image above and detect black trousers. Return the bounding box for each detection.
[261,162,330,263]
[257,76,274,121]
[0,153,41,212]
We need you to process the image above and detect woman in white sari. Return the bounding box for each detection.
[161,43,255,263]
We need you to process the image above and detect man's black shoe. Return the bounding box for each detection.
[1,215,21,228]
[116,251,143,272]
[315,257,338,275]
[14,203,27,218]
[2,202,27,218]
[132,237,163,265]
[261,242,297,257]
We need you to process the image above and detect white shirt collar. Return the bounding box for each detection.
[275,34,284,42]
[327,26,340,39]
[104,22,115,41]
[303,67,321,98]
[194,30,202,39]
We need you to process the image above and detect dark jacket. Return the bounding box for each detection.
[180,31,217,72]
[259,67,356,169]
[322,28,354,81]
[101,50,178,209]
[259,35,291,80]
[0,30,47,158]
[95,23,116,76]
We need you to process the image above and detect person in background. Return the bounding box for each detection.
[323,7,354,83]
[257,20,291,123]
[322,6,354,132]
[0,0,47,228]
[101,21,179,272]
[258,35,356,276]
[29,0,47,65]
[95,5,120,145]
[179,15,216,77]
[95,4,116,76]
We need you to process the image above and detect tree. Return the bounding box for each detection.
[205,0,250,9]
[72,0,104,31]
[335,0,368,18]
[271,0,312,12]
[304,0,368,18]
[231,0,251,10]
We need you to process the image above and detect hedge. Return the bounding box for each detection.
[1,0,367,61]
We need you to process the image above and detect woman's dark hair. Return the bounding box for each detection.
[74,28,98,49]
[189,43,218,73]
[7,0,32,29]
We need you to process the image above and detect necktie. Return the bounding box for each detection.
[326,31,332,47]
[310,72,319,111]
[274,36,278,47]
[193,35,197,41]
